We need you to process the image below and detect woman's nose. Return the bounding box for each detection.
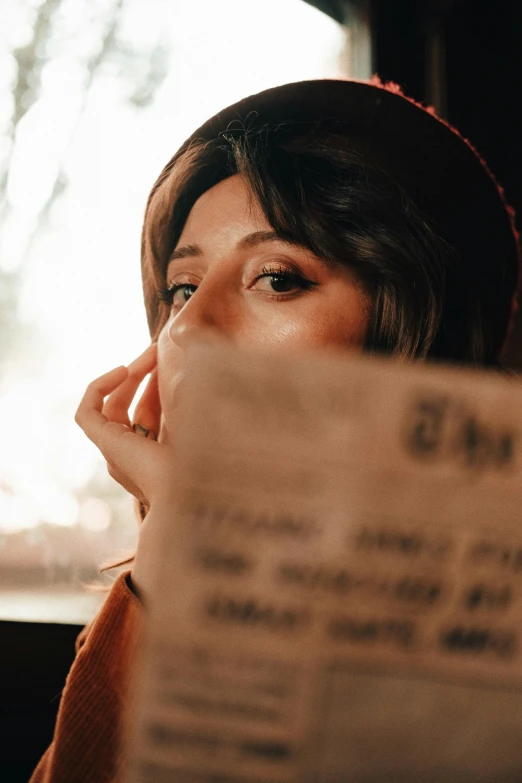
[167,276,234,349]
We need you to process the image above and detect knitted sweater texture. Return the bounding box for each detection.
[29,571,142,783]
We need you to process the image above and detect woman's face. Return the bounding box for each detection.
[156,173,370,442]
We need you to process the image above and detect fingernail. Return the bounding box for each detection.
[132,423,149,437]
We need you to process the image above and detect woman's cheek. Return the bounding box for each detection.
[156,321,185,442]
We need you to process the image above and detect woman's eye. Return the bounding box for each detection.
[159,283,197,309]
[254,268,315,295]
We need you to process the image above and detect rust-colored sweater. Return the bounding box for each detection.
[29,571,143,783]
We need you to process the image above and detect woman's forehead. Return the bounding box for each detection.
[174,174,268,246]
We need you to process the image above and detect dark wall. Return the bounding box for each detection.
[0,621,81,783]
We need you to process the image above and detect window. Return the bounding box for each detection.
[0,0,350,623]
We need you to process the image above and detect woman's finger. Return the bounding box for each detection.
[75,359,169,499]
[75,365,129,443]
[131,367,161,437]
[106,459,148,506]
[103,344,157,426]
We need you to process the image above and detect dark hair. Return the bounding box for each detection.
[141,119,502,366]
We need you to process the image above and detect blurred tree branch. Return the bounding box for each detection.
[0,0,170,373]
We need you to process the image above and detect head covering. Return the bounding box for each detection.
[144,77,520,361]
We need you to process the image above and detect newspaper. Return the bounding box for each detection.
[126,342,522,783]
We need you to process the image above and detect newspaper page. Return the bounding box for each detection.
[126,342,522,783]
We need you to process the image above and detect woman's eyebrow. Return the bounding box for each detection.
[170,231,298,261]
[237,230,294,249]
[170,243,202,261]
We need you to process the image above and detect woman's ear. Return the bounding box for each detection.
[131,367,161,439]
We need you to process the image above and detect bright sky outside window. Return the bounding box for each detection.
[0,0,347,622]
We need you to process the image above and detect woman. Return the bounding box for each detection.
[30,76,520,782]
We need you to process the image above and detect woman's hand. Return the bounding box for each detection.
[75,344,169,514]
